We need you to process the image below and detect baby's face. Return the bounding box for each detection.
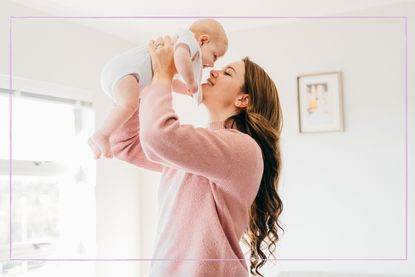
[200,40,227,68]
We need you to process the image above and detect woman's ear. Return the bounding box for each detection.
[235,94,250,108]
[199,34,210,46]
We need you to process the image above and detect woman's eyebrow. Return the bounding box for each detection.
[223,66,236,73]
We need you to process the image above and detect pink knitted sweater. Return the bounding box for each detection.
[110,81,264,277]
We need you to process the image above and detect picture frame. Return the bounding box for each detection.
[297,71,345,133]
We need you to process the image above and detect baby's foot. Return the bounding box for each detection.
[88,137,101,160]
[90,131,113,159]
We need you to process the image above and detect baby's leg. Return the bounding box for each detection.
[89,74,140,159]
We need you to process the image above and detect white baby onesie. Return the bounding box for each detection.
[100,28,203,106]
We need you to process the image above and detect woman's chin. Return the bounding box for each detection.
[201,83,211,94]
[201,84,212,106]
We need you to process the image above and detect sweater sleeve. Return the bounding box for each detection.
[109,104,163,173]
[138,81,263,184]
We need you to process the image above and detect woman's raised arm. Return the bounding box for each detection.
[109,75,163,173]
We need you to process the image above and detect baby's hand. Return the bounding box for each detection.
[186,82,198,94]
[172,79,192,97]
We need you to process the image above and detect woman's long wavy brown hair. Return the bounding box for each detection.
[224,57,284,277]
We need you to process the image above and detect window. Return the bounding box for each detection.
[0,87,96,276]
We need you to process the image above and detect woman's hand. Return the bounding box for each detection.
[148,35,177,84]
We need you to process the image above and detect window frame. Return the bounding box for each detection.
[0,75,95,268]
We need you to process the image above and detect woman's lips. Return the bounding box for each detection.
[202,78,214,86]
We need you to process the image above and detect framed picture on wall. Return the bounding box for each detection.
[297,71,344,133]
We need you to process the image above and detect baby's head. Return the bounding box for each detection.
[189,19,228,68]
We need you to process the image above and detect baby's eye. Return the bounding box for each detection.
[224,71,231,76]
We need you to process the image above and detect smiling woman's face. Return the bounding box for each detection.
[201,60,246,116]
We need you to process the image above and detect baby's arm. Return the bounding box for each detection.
[172,79,192,97]
[173,44,198,94]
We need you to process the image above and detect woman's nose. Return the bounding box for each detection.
[210,70,219,78]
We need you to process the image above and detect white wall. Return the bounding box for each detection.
[217,2,413,276]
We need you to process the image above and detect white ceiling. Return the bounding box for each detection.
[9,0,408,44]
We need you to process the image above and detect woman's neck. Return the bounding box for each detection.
[208,107,236,123]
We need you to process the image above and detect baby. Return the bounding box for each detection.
[88,19,228,159]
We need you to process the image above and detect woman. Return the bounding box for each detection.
[109,35,284,277]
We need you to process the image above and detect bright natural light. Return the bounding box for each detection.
[0,91,96,276]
